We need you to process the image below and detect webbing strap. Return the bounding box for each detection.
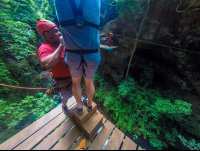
[59,0,99,29]
[78,0,86,16]
[65,49,98,77]
[69,0,79,15]
[60,20,99,29]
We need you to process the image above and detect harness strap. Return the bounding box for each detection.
[65,49,98,76]
[60,20,99,29]
[59,0,99,29]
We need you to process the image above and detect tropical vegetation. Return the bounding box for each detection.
[0,0,57,143]
[0,0,199,150]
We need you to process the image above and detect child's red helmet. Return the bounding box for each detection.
[36,20,57,36]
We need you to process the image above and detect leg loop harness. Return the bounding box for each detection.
[65,49,98,77]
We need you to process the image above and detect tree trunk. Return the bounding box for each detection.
[126,0,150,79]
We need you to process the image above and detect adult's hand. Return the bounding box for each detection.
[59,36,64,47]
[41,36,64,70]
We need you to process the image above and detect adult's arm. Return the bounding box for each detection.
[41,37,64,70]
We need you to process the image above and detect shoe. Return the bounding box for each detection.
[77,102,83,114]
[62,105,69,115]
[83,99,92,111]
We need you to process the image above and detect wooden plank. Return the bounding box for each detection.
[33,118,75,150]
[104,128,124,150]
[51,125,82,150]
[80,110,103,138]
[0,106,61,150]
[14,113,69,150]
[138,146,143,150]
[102,117,107,124]
[70,116,107,150]
[70,101,97,125]
[0,96,76,150]
[121,136,137,150]
[87,120,115,150]
[100,44,118,49]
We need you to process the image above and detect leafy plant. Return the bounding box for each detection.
[0,93,57,129]
[0,0,58,144]
[178,135,200,150]
[140,66,154,88]
[94,73,196,150]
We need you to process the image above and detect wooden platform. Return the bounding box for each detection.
[100,44,118,51]
[0,96,143,150]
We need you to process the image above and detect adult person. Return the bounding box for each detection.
[36,20,72,115]
[109,33,113,47]
[54,0,101,114]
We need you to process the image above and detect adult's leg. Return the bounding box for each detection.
[61,92,68,107]
[56,79,71,106]
[84,77,95,106]
[72,76,82,108]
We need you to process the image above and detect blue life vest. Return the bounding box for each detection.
[59,0,99,30]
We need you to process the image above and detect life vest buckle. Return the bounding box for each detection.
[75,16,84,29]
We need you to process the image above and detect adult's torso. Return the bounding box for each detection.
[54,0,101,50]
[38,41,71,78]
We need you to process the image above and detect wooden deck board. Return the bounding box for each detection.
[121,136,137,150]
[138,146,143,150]
[33,118,75,150]
[51,125,82,150]
[0,106,62,150]
[104,127,125,150]
[14,113,68,150]
[0,96,76,150]
[0,97,143,150]
[87,120,115,150]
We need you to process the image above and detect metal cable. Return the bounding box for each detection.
[113,33,200,55]
[176,0,196,13]
[0,26,200,55]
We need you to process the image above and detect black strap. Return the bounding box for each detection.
[60,20,99,29]
[85,21,99,29]
[54,76,71,81]
[69,0,79,16]
[78,0,86,16]
[65,49,98,76]
[65,49,98,54]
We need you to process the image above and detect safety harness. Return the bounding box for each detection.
[59,0,99,30]
[59,0,99,77]
[65,49,98,77]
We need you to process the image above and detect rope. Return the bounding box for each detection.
[176,0,196,13]
[0,27,37,31]
[112,33,200,55]
[0,79,72,90]
[0,27,37,34]
[0,32,14,34]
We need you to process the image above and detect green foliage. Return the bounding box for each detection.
[94,73,196,150]
[178,135,200,150]
[0,93,56,129]
[106,0,140,16]
[0,0,57,98]
[140,66,154,88]
[0,0,58,143]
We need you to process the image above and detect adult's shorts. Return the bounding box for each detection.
[65,51,101,79]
